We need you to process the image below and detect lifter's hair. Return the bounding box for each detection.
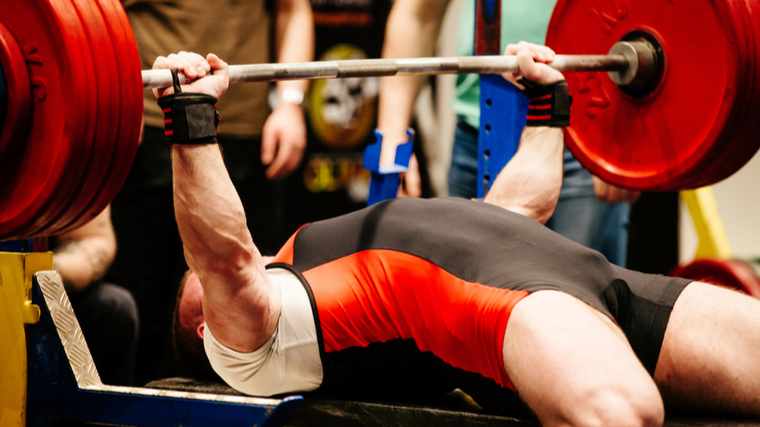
[172,269,219,380]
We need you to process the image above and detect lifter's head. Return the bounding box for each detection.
[173,270,216,379]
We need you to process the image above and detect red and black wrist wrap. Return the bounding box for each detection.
[157,67,221,145]
[518,77,572,127]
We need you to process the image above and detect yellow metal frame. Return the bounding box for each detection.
[680,187,733,260]
[0,252,50,427]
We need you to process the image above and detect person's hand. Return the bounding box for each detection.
[502,42,565,88]
[378,128,410,166]
[378,128,421,198]
[261,102,307,180]
[398,154,422,198]
[593,176,641,204]
[152,52,229,100]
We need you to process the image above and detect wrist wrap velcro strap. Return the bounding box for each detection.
[157,67,221,145]
[518,77,572,127]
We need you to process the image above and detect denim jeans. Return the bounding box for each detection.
[448,117,630,267]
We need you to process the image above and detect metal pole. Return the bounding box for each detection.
[142,52,629,89]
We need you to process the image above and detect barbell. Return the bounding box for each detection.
[0,0,758,241]
[140,45,636,87]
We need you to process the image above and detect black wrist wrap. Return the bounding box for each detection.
[518,78,572,127]
[157,67,221,145]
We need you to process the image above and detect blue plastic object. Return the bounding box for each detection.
[0,239,36,252]
[364,129,414,206]
[476,74,529,198]
[25,274,304,427]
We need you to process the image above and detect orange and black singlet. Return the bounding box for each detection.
[270,198,690,409]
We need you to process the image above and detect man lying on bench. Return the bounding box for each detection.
[158,45,760,427]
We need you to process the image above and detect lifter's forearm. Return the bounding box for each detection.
[172,145,257,275]
[484,127,564,224]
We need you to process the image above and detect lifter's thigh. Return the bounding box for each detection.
[655,282,760,416]
[503,290,664,427]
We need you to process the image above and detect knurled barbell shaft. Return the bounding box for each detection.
[141,52,629,89]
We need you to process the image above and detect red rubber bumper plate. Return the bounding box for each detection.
[0,0,94,239]
[0,22,31,166]
[546,0,748,190]
[671,258,760,298]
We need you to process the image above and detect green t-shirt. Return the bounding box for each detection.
[453,0,557,128]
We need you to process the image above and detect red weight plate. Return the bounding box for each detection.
[671,258,760,299]
[10,0,100,238]
[652,0,751,190]
[0,22,31,165]
[724,0,760,179]
[736,0,760,178]
[0,0,95,240]
[726,260,760,298]
[54,0,142,234]
[546,0,747,190]
[41,0,122,236]
[706,0,760,185]
[678,0,757,189]
[21,0,103,237]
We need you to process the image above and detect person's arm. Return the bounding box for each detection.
[376,0,449,196]
[260,0,314,180]
[377,0,449,156]
[484,43,565,224]
[485,126,564,223]
[53,207,116,293]
[154,53,281,353]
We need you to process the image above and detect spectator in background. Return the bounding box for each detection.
[282,0,394,232]
[53,206,138,386]
[109,0,314,384]
[376,0,638,265]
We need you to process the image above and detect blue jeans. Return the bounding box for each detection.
[449,117,630,267]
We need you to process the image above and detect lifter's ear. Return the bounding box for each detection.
[197,323,205,339]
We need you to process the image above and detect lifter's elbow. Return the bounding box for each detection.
[188,236,257,277]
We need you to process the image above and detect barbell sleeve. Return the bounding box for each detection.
[141,46,632,89]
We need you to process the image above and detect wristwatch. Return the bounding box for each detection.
[269,87,305,109]
[281,88,304,106]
